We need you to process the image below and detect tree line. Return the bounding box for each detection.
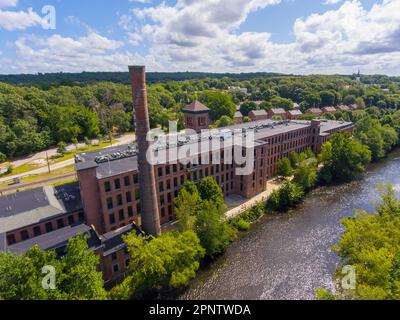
[1,73,399,162]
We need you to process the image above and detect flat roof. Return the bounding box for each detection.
[75,120,353,179]
[6,224,97,254]
[0,182,82,234]
[101,223,144,256]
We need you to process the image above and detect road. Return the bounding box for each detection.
[0,173,77,195]
[0,134,135,184]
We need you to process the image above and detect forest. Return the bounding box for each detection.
[1,72,400,161]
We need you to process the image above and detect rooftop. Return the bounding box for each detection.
[75,119,353,179]
[306,108,323,114]
[101,223,144,256]
[322,106,337,112]
[1,222,143,258]
[288,110,303,115]
[249,110,267,116]
[182,100,210,113]
[270,108,286,114]
[5,224,99,255]
[0,182,82,234]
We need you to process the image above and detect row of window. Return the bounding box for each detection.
[7,212,84,245]
[268,128,312,145]
[106,190,140,210]
[104,174,139,192]
[108,204,140,226]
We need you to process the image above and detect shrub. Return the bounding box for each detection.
[266,181,304,212]
[230,217,251,231]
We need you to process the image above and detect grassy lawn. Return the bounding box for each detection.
[0,164,76,188]
[49,139,118,164]
[21,164,76,182]
[51,178,78,187]
[0,139,117,179]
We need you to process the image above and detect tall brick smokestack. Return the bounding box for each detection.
[129,66,161,237]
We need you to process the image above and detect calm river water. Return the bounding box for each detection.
[181,149,400,300]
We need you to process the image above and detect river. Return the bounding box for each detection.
[181,149,400,300]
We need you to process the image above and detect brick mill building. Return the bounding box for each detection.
[0,66,354,285]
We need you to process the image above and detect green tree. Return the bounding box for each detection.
[110,107,131,133]
[175,186,200,232]
[270,97,293,111]
[0,235,106,300]
[315,288,336,300]
[318,132,371,183]
[331,184,400,300]
[293,159,318,191]
[71,137,78,150]
[194,201,235,257]
[213,115,235,128]
[109,231,205,299]
[277,158,293,178]
[266,181,304,212]
[199,91,236,120]
[57,141,67,155]
[240,101,257,116]
[198,177,225,211]
[0,152,6,163]
[0,246,59,300]
[319,90,336,107]
[58,235,106,300]
[355,115,398,161]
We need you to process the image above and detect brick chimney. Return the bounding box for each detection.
[129,66,161,237]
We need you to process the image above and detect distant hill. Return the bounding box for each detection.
[0,71,288,87]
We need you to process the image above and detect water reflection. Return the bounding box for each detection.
[181,150,400,300]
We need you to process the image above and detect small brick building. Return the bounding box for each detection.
[248,110,268,121]
[267,108,287,119]
[183,101,210,132]
[286,110,303,120]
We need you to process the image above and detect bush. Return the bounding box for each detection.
[266,181,304,212]
[57,141,67,155]
[6,164,13,174]
[315,288,336,300]
[0,152,6,163]
[230,217,251,231]
[277,158,293,177]
[229,202,265,231]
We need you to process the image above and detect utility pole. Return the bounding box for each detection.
[46,151,51,174]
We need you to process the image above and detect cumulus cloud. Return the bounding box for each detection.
[0,7,43,30]
[7,0,400,75]
[9,33,148,73]
[324,0,343,5]
[128,0,400,74]
[129,0,282,71]
[292,0,400,73]
[0,0,18,8]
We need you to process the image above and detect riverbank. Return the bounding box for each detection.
[179,149,400,300]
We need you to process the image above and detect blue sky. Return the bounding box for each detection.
[0,0,399,75]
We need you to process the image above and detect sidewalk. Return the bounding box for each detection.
[224,178,282,219]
